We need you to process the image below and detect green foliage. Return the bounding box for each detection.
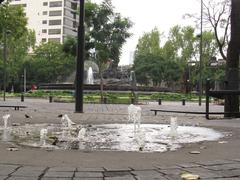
[151,92,198,101]
[133,25,223,90]
[0,2,35,90]
[134,28,182,86]
[24,42,75,84]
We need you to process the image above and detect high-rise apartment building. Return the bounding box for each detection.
[10,0,78,45]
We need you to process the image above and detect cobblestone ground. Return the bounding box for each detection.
[0,98,240,179]
[1,159,240,179]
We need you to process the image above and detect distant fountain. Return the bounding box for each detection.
[40,129,48,146]
[87,67,94,84]
[3,114,10,129]
[2,114,12,141]
[78,127,86,140]
[60,114,76,141]
[170,116,178,139]
[128,104,141,132]
[61,114,76,129]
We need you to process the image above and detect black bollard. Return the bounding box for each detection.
[182,99,186,106]
[131,98,135,104]
[103,97,107,104]
[49,96,53,103]
[21,94,24,102]
[158,99,162,105]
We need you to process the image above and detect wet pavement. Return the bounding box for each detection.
[0,98,240,179]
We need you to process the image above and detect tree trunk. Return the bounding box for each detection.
[100,69,104,103]
[224,0,240,117]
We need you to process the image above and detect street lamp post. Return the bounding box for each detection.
[75,0,85,113]
[199,0,203,106]
[3,30,7,101]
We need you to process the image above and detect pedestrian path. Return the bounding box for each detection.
[1,159,240,180]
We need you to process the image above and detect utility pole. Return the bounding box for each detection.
[199,0,203,106]
[75,0,85,113]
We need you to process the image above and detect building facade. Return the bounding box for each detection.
[10,0,78,45]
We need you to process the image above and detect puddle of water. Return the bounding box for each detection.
[0,124,223,152]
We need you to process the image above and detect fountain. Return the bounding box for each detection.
[128,104,141,132]
[3,114,11,129]
[61,114,76,129]
[2,114,12,142]
[87,67,94,84]
[170,116,178,139]
[0,111,224,152]
[40,128,48,146]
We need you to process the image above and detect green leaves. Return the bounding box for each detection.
[25,42,75,83]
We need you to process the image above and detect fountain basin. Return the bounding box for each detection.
[0,124,223,152]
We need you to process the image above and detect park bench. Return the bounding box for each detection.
[151,79,240,119]
[0,105,27,110]
[205,79,240,119]
[150,109,207,116]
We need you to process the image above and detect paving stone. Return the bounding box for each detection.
[186,167,223,179]
[11,170,43,177]
[202,178,240,180]
[164,174,182,180]
[195,160,234,166]
[104,171,131,177]
[0,165,20,175]
[218,169,240,178]
[48,167,76,172]
[131,166,155,171]
[77,167,104,172]
[7,176,39,180]
[132,170,165,179]
[177,163,201,168]
[135,176,168,180]
[17,166,47,172]
[41,178,72,180]
[232,159,240,162]
[155,165,181,170]
[158,168,188,176]
[73,178,103,180]
[43,171,74,178]
[104,176,135,180]
[104,167,132,171]
[203,163,240,171]
[0,176,7,180]
[74,172,103,178]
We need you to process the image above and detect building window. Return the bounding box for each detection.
[48,29,61,35]
[42,38,47,42]
[42,29,47,33]
[49,10,62,16]
[49,1,62,7]
[48,38,61,42]
[49,19,61,25]
[42,11,48,15]
[42,20,47,24]
[71,2,77,10]
[43,2,48,6]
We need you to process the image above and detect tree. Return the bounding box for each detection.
[134,26,219,91]
[25,42,75,84]
[224,0,240,117]
[64,0,132,102]
[184,0,230,61]
[0,1,35,90]
[134,28,182,87]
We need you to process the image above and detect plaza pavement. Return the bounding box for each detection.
[0,98,240,179]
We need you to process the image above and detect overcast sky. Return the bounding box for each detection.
[91,0,201,65]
